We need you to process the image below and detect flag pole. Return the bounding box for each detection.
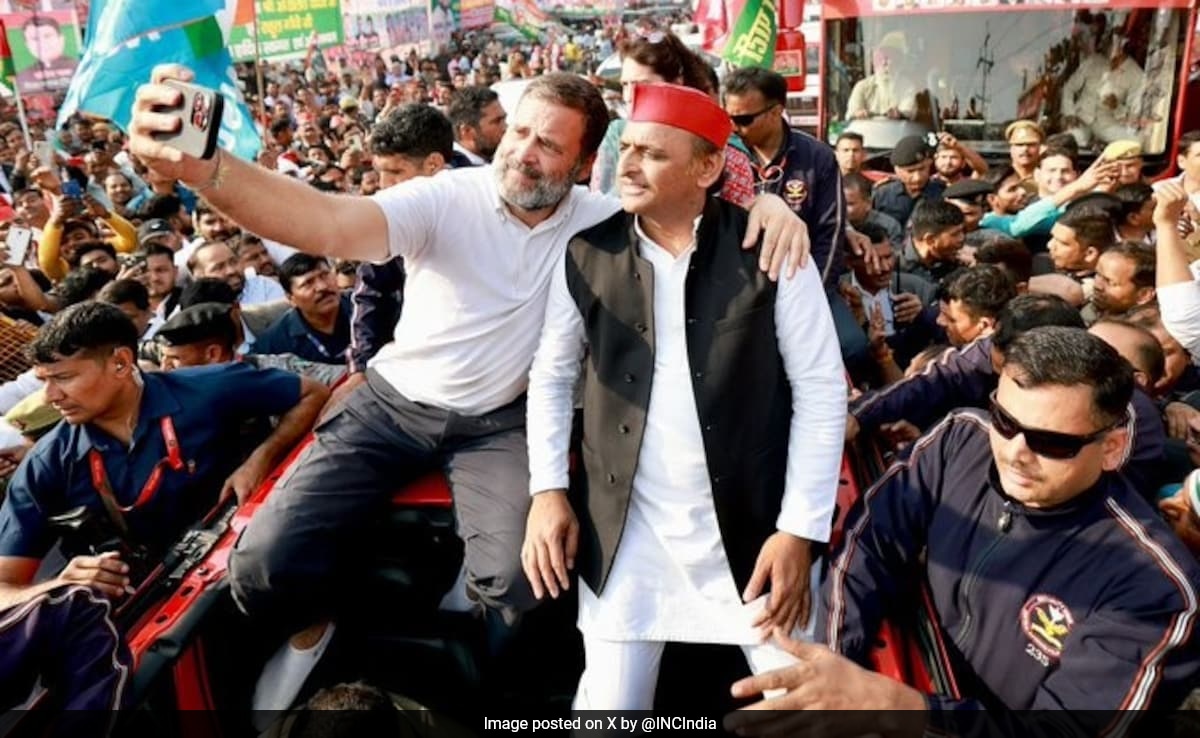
[252,0,267,143]
[13,87,31,150]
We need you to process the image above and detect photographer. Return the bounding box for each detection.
[36,165,137,282]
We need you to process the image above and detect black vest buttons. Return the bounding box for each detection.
[704,424,714,431]
[623,373,635,383]
[686,317,697,325]
[618,424,629,434]
[607,473,617,484]
[694,371,704,379]
[635,322,646,332]
[634,272,641,281]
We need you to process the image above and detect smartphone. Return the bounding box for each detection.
[32,141,53,169]
[153,80,225,160]
[5,226,32,266]
[61,179,83,199]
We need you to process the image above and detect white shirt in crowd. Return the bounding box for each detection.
[526,217,847,644]
[849,272,895,337]
[367,165,619,416]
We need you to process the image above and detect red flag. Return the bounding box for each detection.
[0,20,13,83]
[694,0,740,55]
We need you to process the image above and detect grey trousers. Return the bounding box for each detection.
[229,370,536,631]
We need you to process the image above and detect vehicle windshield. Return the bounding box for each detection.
[823,6,1192,156]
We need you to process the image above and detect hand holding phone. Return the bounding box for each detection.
[5,227,32,267]
[152,80,225,160]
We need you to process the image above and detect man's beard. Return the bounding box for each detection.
[494,156,580,211]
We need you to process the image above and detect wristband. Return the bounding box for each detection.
[190,149,227,193]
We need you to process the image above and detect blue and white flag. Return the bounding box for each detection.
[58,0,260,161]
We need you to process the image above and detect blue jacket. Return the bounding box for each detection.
[820,410,1200,728]
[850,338,1167,495]
[751,120,846,288]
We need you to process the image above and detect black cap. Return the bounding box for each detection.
[156,302,237,347]
[137,218,174,245]
[890,135,932,168]
[943,178,994,204]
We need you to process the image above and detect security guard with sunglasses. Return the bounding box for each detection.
[847,293,1167,496]
[728,328,1200,728]
[0,302,326,717]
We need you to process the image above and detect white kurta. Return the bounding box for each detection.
[526,217,847,646]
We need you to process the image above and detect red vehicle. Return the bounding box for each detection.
[8,435,935,736]
[817,0,1200,171]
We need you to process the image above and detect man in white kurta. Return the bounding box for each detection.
[522,83,847,709]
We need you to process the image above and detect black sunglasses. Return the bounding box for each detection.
[989,391,1121,460]
[729,107,775,127]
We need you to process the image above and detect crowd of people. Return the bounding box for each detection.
[0,16,1197,736]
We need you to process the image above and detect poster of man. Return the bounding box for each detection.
[5,10,81,94]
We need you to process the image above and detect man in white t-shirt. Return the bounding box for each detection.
[130,69,810,711]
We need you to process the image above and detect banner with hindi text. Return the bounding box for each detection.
[229,0,344,62]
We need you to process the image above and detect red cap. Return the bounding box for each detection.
[629,83,732,150]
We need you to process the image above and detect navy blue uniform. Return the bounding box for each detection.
[872,177,946,227]
[751,120,846,287]
[0,363,301,558]
[251,294,353,364]
[821,410,1200,727]
[348,259,404,373]
[850,337,1167,494]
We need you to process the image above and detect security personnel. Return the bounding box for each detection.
[157,301,348,386]
[847,294,1166,495]
[1005,120,1043,196]
[727,328,1200,729]
[872,136,946,227]
[943,178,994,234]
[0,303,327,716]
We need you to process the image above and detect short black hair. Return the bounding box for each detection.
[98,278,150,311]
[369,103,454,161]
[269,118,293,137]
[133,193,184,221]
[941,265,1017,320]
[1178,130,1200,157]
[290,682,402,738]
[983,165,1020,191]
[852,220,889,248]
[447,86,500,133]
[1002,326,1134,426]
[58,267,114,307]
[1102,241,1156,290]
[722,66,787,107]
[66,240,116,269]
[975,238,1033,284]
[1092,318,1165,386]
[842,171,873,199]
[1056,210,1116,252]
[139,243,176,262]
[279,253,330,294]
[28,301,138,364]
[1038,146,1077,171]
[991,293,1086,355]
[180,278,237,309]
[1043,132,1080,159]
[911,199,965,240]
[836,131,864,147]
[1114,182,1154,221]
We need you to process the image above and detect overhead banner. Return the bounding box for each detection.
[458,0,491,29]
[339,0,429,57]
[229,0,344,62]
[2,9,81,94]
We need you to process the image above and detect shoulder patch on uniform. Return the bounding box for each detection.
[1021,593,1074,661]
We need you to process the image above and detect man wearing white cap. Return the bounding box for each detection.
[846,31,918,120]
[522,83,847,708]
